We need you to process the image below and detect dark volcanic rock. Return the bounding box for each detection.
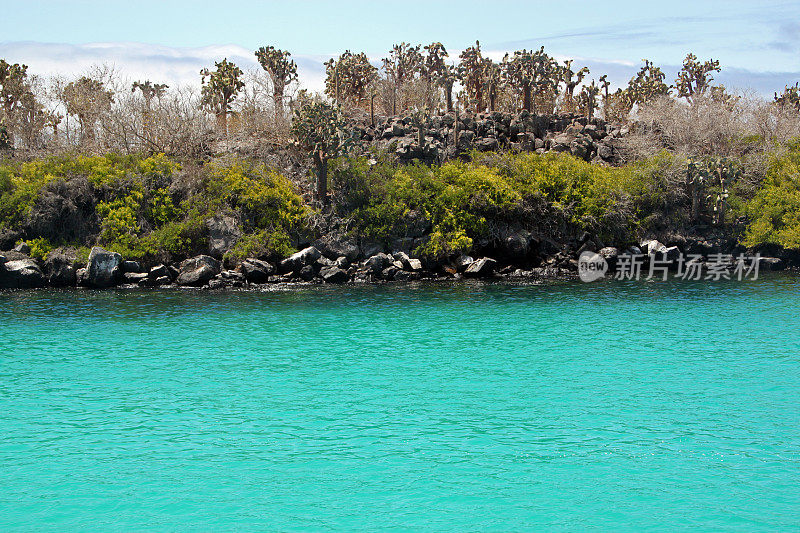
[313,236,360,262]
[85,247,122,288]
[464,257,497,278]
[176,255,221,286]
[207,215,241,258]
[44,249,78,287]
[280,246,321,273]
[240,258,275,283]
[319,266,349,283]
[0,257,45,288]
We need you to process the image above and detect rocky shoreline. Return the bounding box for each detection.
[1,232,793,291]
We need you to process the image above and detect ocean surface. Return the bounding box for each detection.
[2,276,799,531]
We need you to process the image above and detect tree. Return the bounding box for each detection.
[291,102,354,206]
[422,42,449,111]
[775,83,800,112]
[599,74,611,119]
[200,58,245,134]
[132,80,168,108]
[577,80,600,119]
[458,41,485,112]
[675,53,721,103]
[255,46,298,120]
[62,76,114,145]
[325,51,377,107]
[627,59,670,107]
[0,60,30,145]
[482,58,502,112]
[382,43,423,114]
[560,60,590,113]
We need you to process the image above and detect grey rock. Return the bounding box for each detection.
[641,239,667,256]
[240,258,274,283]
[123,272,149,283]
[13,242,31,255]
[364,253,392,273]
[319,266,349,283]
[464,257,497,278]
[393,251,412,270]
[0,258,45,288]
[149,264,171,280]
[407,258,423,271]
[121,260,141,273]
[207,215,241,258]
[176,255,221,286]
[280,246,321,273]
[759,257,785,271]
[44,249,78,287]
[85,247,122,288]
[454,255,475,272]
[313,236,359,262]
[298,265,315,281]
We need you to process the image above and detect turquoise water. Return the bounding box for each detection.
[2,277,800,531]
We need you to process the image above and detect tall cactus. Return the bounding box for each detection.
[382,43,422,115]
[325,51,377,108]
[560,60,589,114]
[422,42,448,112]
[200,58,245,134]
[291,102,354,207]
[255,46,298,121]
[675,53,721,103]
[458,41,485,112]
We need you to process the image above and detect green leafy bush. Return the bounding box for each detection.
[742,141,800,249]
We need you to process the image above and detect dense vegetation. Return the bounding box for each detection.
[2,43,800,265]
[2,142,799,264]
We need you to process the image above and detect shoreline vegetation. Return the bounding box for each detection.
[2,43,800,289]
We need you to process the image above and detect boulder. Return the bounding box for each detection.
[0,258,46,289]
[13,241,31,255]
[0,228,21,251]
[207,215,241,258]
[176,255,221,286]
[122,272,149,284]
[641,239,668,256]
[121,260,141,273]
[298,265,315,281]
[85,247,122,288]
[464,257,497,278]
[598,246,619,270]
[44,249,78,287]
[454,255,475,272]
[364,252,392,273]
[407,258,423,271]
[393,251,412,270]
[240,258,275,283]
[279,246,321,273]
[319,266,349,284]
[149,264,171,280]
[313,236,360,262]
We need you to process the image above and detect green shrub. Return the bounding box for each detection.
[742,141,800,249]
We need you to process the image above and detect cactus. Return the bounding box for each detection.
[382,43,423,115]
[62,76,114,145]
[687,157,741,224]
[599,74,611,120]
[291,102,355,206]
[502,47,559,113]
[255,46,298,120]
[0,59,31,145]
[458,41,485,112]
[422,42,449,112]
[627,59,670,107]
[577,80,600,119]
[325,50,377,108]
[559,60,589,114]
[675,53,721,103]
[775,83,800,111]
[200,58,244,134]
[482,58,502,112]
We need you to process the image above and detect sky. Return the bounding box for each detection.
[1,0,799,95]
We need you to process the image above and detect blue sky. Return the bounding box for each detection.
[2,0,799,94]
